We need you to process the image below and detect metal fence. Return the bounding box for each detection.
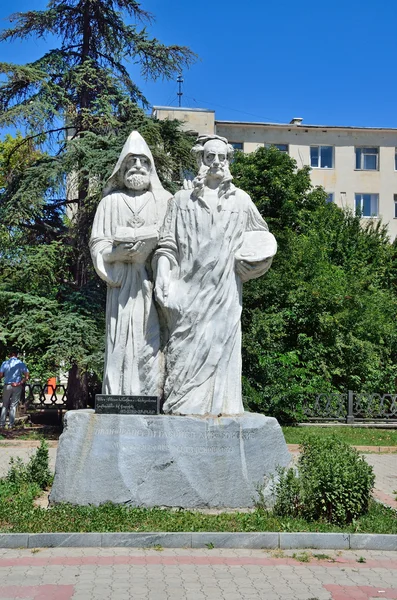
[2,383,396,423]
[23,383,68,410]
[303,390,397,423]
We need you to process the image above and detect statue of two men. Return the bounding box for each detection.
[90,131,276,415]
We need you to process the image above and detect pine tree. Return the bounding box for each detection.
[0,1,196,406]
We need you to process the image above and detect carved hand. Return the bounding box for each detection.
[235,259,258,279]
[104,241,144,263]
[183,179,193,190]
[155,256,171,306]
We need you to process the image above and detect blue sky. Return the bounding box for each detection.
[1,0,397,127]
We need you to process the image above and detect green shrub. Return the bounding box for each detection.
[273,467,302,518]
[5,440,52,489]
[27,440,52,488]
[273,434,375,525]
[5,457,28,486]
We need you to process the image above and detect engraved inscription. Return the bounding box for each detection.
[108,443,233,454]
[95,395,160,415]
[96,427,258,440]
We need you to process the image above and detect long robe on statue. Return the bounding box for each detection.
[90,132,170,396]
[154,187,276,415]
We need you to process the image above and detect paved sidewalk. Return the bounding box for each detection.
[0,548,395,599]
[364,454,397,509]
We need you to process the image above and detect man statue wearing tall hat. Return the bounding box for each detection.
[90,131,171,396]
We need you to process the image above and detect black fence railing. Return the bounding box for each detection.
[23,383,68,409]
[302,391,397,423]
[0,383,69,411]
[2,384,396,423]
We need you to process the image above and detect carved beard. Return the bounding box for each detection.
[124,173,150,191]
[206,164,226,180]
[193,163,227,188]
[192,162,234,199]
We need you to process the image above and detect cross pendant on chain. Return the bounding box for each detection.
[126,214,145,228]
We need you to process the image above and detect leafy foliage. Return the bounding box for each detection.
[0,132,41,190]
[6,440,52,489]
[273,434,375,525]
[231,147,397,421]
[0,1,197,402]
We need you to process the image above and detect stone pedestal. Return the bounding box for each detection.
[49,410,291,508]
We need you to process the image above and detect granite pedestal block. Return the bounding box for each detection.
[49,410,291,508]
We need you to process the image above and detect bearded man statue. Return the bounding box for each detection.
[154,135,277,416]
[90,131,171,396]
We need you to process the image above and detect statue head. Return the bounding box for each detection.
[103,131,166,197]
[121,154,151,191]
[191,135,236,199]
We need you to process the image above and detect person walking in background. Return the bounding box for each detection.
[0,349,29,429]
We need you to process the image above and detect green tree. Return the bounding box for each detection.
[0,1,196,406]
[0,132,41,189]
[231,147,397,422]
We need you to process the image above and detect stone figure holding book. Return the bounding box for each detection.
[154,135,277,416]
[52,132,289,510]
[90,131,171,396]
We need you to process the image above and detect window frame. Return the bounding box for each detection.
[230,142,243,151]
[326,192,334,203]
[355,193,379,218]
[355,147,379,171]
[310,145,334,169]
[265,143,289,153]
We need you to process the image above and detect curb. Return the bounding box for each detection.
[0,532,395,550]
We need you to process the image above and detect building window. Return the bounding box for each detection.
[355,193,379,217]
[394,194,397,218]
[231,142,243,151]
[355,147,379,170]
[266,143,289,153]
[326,192,334,203]
[310,146,333,168]
[395,150,397,171]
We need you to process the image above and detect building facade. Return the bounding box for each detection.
[153,106,397,240]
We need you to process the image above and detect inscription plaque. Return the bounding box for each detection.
[95,395,160,415]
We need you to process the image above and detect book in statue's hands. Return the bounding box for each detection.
[113,226,159,245]
[235,230,277,263]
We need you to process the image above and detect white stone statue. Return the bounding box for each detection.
[153,135,277,415]
[90,131,171,396]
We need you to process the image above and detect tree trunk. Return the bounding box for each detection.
[66,362,88,409]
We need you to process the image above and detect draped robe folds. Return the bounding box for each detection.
[154,188,276,415]
[90,191,168,396]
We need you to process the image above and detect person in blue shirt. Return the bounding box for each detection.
[0,349,29,429]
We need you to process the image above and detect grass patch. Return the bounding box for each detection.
[313,553,334,561]
[292,551,311,562]
[0,486,396,534]
[282,426,397,447]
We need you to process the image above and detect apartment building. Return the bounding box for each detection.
[153,106,397,240]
